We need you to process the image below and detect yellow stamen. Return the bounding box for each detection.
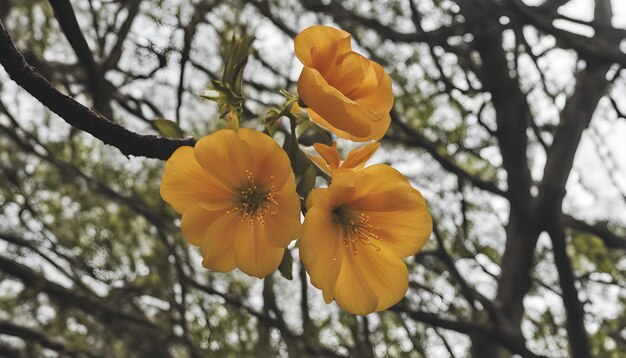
[226,170,278,224]
[338,212,381,255]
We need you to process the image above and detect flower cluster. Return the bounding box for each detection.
[160,25,432,315]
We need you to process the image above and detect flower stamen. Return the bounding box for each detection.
[338,212,381,255]
[227,170,278,224]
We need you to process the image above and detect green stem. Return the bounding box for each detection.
[290,116,297,160]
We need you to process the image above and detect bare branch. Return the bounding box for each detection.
[564,215,626,250]
[0,319,98,357]
[0,19,195,160]
[546,220,592,358]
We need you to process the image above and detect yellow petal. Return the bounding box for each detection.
[325,52,379,99]
[345,165,423,211]
[342,165,432,258]
[326,177,358,209]
[353,61,394,114]
[233,222,284,278]
[365,208,432,258]
[335,245,409,313]
[341,142,380,170]
[308,110,388,142]
[263,179,302,247]
[313,143,341,170]
[200,213,239,273]
[180,204,224,246]
[298,67,377,138]
[310,156,331,174]
[364,113,391,143]
[305,188,329,210]
[300,206,344,303]
[238,128,293,188]
[332,248,378,315]
[194,129,252,189]
[348,181,420,212]
[295,25,351,73]
[160,146,234,214]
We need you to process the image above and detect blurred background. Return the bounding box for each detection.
[0,0,625,357]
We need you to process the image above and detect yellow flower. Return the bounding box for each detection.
[300,166,432,315]
[160,129,301,278]
[310,141,380,176]
[295,25,393,142]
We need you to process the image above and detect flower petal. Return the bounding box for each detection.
[305,188,329,210]
[341,142,380,170]
[161,146,234,214]
[335,245,409,313]
[365,208,432,258]
[325,52,379,99]
[180,204,224,246]
[343,165,432,258]
[332,248,378,315]
[200,213,239,273]
[298,67,378,138]
[353,61,394,114]
[233,222,284,278]
[294,25,351,72]
[363,113,391,143]
[300,206,344,303]
[305,176,357,212]
[345,165,424,212]
[194,129,252,189]
[313,143,341,170]
[308,110,388,142]
[263,180,302,247]
[310,156,331,173]
[238,128,292,188]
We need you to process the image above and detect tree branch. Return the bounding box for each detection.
[546,220,592,358]
[0,255,158,329]
[0,319,98,357]
[392,306,543,358]
[507,0,626,66]
[0,19,195,160]
[101,0,142,71]
[564,215,626,250]
[48,0,113,117]
[387,110,506,197]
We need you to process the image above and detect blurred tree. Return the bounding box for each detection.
[0,0,625,357]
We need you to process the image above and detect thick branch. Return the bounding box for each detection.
[458,2,537,344]
[0,319,96,356]
[48,0,98,74]
[0,19,195,160]
[564,215,626,250]
[0,256,157,328]
[547,221,592,358]
[299,0,458,45]
[392,306,542,358]
[48,0,112,117]
[507,0,626,66]
[101,0,143,71]
[536,59,612,215]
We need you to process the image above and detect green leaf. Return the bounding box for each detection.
[297,121,333,147]
[154,119,185,139]
[297,165,317,199]
[277,249,293,280]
